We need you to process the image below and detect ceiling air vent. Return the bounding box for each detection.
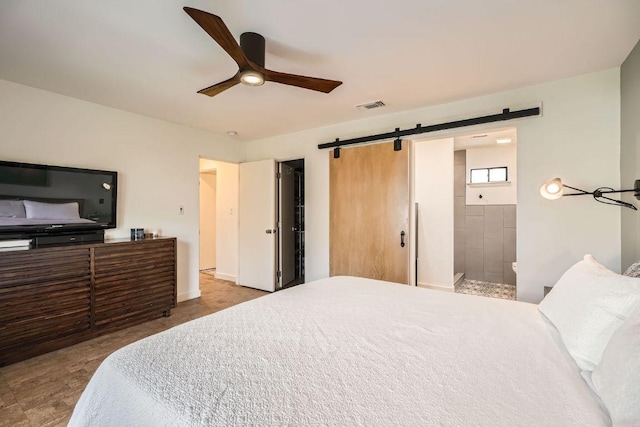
[356,100,385,110]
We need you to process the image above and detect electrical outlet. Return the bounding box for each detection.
[179,205,184,215]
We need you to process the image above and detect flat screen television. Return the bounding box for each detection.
[0,160,118,241]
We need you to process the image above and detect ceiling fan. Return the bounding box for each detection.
[183,7,343,97]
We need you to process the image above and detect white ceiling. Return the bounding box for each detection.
[454,127,517,151]
[0,1,638,141]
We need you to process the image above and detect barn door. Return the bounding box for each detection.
[330,141,409,284]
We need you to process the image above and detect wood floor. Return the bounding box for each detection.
[0,275,267,427]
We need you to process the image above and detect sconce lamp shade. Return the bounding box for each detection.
[539,177,639,210]
[540,178,564,200]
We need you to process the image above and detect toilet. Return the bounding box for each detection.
[512,262,517,274]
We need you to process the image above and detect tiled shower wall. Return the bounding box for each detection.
[454,150,516,285]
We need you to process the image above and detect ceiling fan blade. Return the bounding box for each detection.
[183,7,249,69]
[197,76,240,97]
[261,68,342,93]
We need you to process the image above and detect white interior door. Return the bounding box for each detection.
[279,163,296,287]
[239,159,276,292]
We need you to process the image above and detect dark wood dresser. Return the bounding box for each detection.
[0,237,176,366]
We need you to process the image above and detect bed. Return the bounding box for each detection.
[68,274,622,427]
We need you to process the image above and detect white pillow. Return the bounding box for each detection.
[23,200,81,220]
[0,199,26,218]
[623,260,640,278]
[591,304,640,426]
[538,254,640,371]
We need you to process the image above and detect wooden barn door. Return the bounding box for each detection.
[330,141,409,284]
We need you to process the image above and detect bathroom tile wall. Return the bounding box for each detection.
[454,150,517,285]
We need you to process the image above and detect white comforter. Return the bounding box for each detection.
[69,276,609,426]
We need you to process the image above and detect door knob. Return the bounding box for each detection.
[400,231,406,247]
[265,229,276,234]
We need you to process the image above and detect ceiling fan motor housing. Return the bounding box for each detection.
[240,32,265,68]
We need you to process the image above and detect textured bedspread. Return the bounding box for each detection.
[69,276,609,426]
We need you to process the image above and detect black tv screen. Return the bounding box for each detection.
[0,160,117,236]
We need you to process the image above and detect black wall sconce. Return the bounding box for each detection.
[540,178,640,210]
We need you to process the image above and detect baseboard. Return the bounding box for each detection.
[177,289,201,303]
[215,272,237,282]
[417,282,454,292]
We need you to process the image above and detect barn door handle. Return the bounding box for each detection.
[400,231,406,247]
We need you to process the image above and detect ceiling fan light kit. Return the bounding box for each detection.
[183,7,342,97]
[239,71,264,86]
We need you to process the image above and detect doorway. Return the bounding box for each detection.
[452,128,517,300]
[199,157,239,291]
[278,159,305,289]
[411,127,517,300]
[237,158,305,292]
[199,169,217,274]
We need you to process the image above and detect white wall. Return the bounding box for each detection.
[0,79,243,302]
[199,158,239,282]
[413,138,454,289]
[621,40,640,270]
[244,68,621,303]
[465,143,517,205]
[199,172,216,270]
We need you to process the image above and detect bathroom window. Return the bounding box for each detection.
[470,167,508,184]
